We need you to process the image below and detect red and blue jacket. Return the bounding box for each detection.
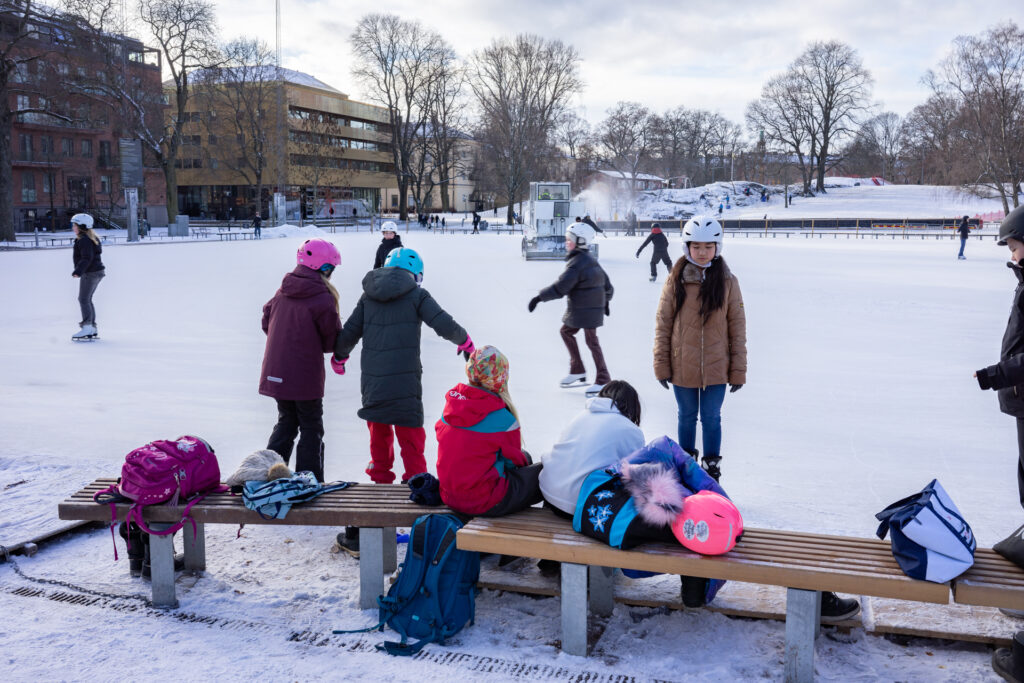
[435,383,527,515]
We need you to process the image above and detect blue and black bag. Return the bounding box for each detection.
[335,513,480,656]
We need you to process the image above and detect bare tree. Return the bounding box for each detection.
[194,38,278,218]
[555,109,593,190]
[649,106,689,185]
[791,40,873,193]
[928,21,1024,212]
[426,57,467,212]
[468,34,581,225]
[844,112,904,182]
[350,13,450,221]
[901,93,966,185]
[596,101,654,207]
[137,0,219,221]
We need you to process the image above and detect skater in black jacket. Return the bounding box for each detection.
[636,223,672,281]
[373,221,402,269]
[974,205,1024,681]
[528,222,613,396]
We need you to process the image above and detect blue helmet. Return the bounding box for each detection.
[384,247,424,283]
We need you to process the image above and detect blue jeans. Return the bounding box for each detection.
[672,384,727,456]
[958,237,966,257]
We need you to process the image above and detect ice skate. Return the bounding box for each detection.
[72,324,98,341]
[584,383,605,397]
[559,373,586,388]
[649,275,657,282]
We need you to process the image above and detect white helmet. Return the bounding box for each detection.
[381,220,398,234]
[71,213,94,230]
[683,215,723,256]
[565,222,596,249]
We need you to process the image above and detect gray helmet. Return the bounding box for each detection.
[998,205,1024,246]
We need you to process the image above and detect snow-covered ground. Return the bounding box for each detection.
[0,185,1018,680]
[622,177,1010,222]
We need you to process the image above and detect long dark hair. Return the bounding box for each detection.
[598,380,641,426]
[670,250,726,322]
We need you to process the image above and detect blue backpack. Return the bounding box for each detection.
[335,513,480,655]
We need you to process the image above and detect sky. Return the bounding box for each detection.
[199,0,1022,129]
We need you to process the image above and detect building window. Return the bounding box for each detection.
[100,175,111,194]
[62,138,74,157]
[99,140,111,166]
[18,134,33,162]
[208,134,217,145]
[40,135,53,157]
[81,140,92,157]
[43,172,55,194]
[21,173,36,203]
[16,94,30,111]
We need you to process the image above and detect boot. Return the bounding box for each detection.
[993,630,1024,683]
[118,521,145,578]
[701,454,721,482]
[820,591,860,623]
[681,575,709,608]
[335,526,360,559]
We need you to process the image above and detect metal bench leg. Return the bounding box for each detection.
[359,527,386,610]
[383,526,397,574]
[784,587,821,683]
[148,523,178,609]
[588,565,615,617]
[183,522,205,571]
[561,562,589,656]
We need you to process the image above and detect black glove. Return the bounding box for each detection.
[604,303,610,316]
[729,384,743,393]
[528,296,541,313]
[976,369,993,390]
[635,252,640,259]
[658,379,670,390]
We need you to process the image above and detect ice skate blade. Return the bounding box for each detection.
[559,379,587,389]
[71,336,99,342]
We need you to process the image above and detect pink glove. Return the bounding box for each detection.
[456,335,475,361]
[331,356,348,375]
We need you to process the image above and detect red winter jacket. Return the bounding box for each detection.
[259,266,342,401]
[435,383,527,515]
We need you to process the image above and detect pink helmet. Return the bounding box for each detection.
[671,490,743,555]
[296,238,341,272]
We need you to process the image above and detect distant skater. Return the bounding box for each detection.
[636,223,672,281]
[958,215,971,260]
[71,213,105,341]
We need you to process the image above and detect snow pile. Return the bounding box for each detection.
[260,224,330,239]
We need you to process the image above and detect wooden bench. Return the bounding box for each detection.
[457,507,955,683]
[58,479,448,610]
[953,547,1024,611]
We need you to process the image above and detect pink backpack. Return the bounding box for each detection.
[95,436,226,555]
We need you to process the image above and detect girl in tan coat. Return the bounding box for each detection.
[653,216,746,481]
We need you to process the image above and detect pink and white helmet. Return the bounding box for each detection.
[671,490,743,555]
[296,238,341,272]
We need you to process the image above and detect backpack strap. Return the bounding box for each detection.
[127,492,206,538]
[93,484,130,561]
[875,490,928,539]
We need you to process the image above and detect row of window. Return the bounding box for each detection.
[17,133,109,162]
[287,130,386,152]
[15,94,110,128]
[288,155,391,173]
[18,171,114,202]
[287,107,384,133]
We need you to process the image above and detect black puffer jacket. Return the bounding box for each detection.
[978,262,1024,417]
[373,234,403,269]
[636,231,669,257]
[537,249,613,329]
[72,235,105,276]
[334,267,468,427]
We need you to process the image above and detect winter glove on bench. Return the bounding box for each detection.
[331,356,348,375]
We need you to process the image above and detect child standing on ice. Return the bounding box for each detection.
[653,216,746,483]
[70,213,105,341]
[436,346,542,517]
[332,247,473,556]
[260,238,343,483]
[974,205,1024,681]
[635,223,672,281]
[527,222,614,397]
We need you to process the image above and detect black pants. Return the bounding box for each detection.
[649,250,672,277]
[1016,418,1024,510]
[267,398,324,482]
[481,462,544,517]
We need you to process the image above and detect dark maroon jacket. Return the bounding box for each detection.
[259,266,342,401]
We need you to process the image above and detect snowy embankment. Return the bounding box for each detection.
[0,222,1014,680]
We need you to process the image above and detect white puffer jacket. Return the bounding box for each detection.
[539,397,645,515]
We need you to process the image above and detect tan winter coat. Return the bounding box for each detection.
[653,259,747,388]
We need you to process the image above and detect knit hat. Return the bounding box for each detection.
[465,345,509,394]
[651,223,662,234]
